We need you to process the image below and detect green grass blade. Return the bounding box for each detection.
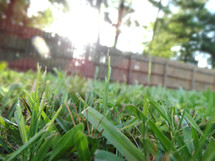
[125,104,184,159]
[49,123,84,161]
[0,136,11,153]
[40,110,59,133]
[202,140,215,161]
[0,115,17,127]
[82,107,145,161]
[74,130,91,161]
[143,97,149,116]
[56,117,69,132]
[14,99,28,144]
[7,105,62,161]
[95,150,125,161]
[6,129,45,161]
[31,134,57,161]
[148,120,171,151]
[45,105,63,131]
[148,99,171,125]
[184,111,203,135]
[103,52,111,114]
[148,120,183,161]
[175,132,192,159]
[191,126,199,151]
[0,155,5,160]
[71,92,88,108]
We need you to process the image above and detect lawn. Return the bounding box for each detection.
[0,59,215,161]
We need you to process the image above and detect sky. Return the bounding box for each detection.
[28,0,160,52]
[28,0,215,68]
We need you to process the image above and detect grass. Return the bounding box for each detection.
[0,60,215,161]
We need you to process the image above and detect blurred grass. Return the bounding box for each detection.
[0,61,215,161]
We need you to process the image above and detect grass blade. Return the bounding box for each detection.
[148,120,171,151]
[49,123,85,161]
[103,52,111,114]
[148,99,171,125]
[95,150,125,161]
[31,134,57,161]
[148,120,183,161]
[0,116,17,127]
[14,99,28,144]
[0,136,11,153]
[74,130,91,161]
[82,107,145,161]
[6,129,45,161]
[45,105,63,131]
[184,111,203,135]
[202,140,215,161]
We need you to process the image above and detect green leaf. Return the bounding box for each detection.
[148,120,171,151]
[74,130,91,161]
[31,134,57,161]
[0,154,5,160]
[14,99,28,144]
[0,136,11,153]
[148,120,183,161]
[7,105,61,161]
[82,107,145,161]
[191,126,199,151]
[95,150,125,161]
[71,92,88,108]
[0,115,17,127]
[56,117,69,132]
[184,111,203,135]
[148,99,171,125]
[202,140,215,161]
[49,123,85,161]
[45,105,63,131]
[175,132,192,160]
[6,129,46,161]
[103,52,111,114]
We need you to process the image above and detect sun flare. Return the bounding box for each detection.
[49,2,100,46]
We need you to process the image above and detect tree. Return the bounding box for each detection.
[198,11,215,68]
[147,0,215,68]
[86,0,134,48]
[108,0,134,48]
[0,0,68,29]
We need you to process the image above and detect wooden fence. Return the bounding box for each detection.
[0,23,215,91]
[91,47,215,91]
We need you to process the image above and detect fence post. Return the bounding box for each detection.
[127,54,133,84]
[163,62,169,87]
[191,67,197,90]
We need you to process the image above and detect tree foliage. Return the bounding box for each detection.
[0,0,68,29]
[147,0,215,68]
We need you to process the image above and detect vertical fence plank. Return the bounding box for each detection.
[191,67,197,90]
[127,54,133,84]
[163,62,169,87]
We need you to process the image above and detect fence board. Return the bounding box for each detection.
[167,65,192,80]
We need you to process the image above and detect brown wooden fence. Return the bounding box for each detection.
[0,23,215,91]
[87,47,215,91]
